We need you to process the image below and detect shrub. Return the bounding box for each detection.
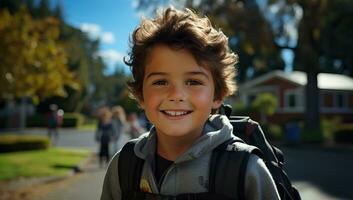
[333,129,353,144]
[261,124,283,141]
[301,128,324,143]
[0,135,50,153]
[0,116,7,128]
[62,113,85,127]
[27,114,47,127]
[268,124,284,141]
[321,116,341,142]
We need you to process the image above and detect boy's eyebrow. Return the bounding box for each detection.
[185,71,210,79]
[145,72,167,80]
[145,70,210,80]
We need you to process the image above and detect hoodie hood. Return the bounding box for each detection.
[133,114,234,163]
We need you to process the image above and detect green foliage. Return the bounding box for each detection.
[27,113,47,127]
[301,128,324,144]
[251,93,277,124]
[261,124,284,141]
[267,124,284,141]
[321,116,341,142]
[62,113,85,127]
[232,100,253,116]
[251,93,278,115]
[0,147,90,180]
[321,116,353,144]
[333,129,353,144]
[0,7,80,101]
[27,112,85,128]
[187,0,285,82]
[0,135,50,153]
[0,1,119,113]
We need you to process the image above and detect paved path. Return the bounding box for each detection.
[36,156,105,200]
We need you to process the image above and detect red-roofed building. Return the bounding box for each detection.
[237,70,353,123]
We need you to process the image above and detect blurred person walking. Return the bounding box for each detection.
[111,106,128,153]
[126,112,146,139]
[95,107,115,167]
[47,104,63,145]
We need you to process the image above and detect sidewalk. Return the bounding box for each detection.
[37,155,106,200]
[0,154,106,200]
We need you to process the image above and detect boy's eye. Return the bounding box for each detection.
[186,79,203,86]
[152,80,167,86]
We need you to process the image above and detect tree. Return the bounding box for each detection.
[0,7,79,102]
[252,93,277,124]
[135,0,353,136]
[268,0,353,135]
[134,0,285,82]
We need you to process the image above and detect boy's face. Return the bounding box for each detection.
[139,44,222,139]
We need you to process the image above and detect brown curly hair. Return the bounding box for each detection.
[125,7,238,101]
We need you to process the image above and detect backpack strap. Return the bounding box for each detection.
[229,116,301,200]
[118,140,145,199]
[209,138,263,199]
[118,140,236,200]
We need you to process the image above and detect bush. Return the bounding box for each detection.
[333,129,353,144]
[301,128,324,143]
[28,113,86,128]
[27,114,47,127]
[62,113,85,127]
[321,116,341,142]
[261,124,283,141]
[0,116,7,128]
[0,134,50,153]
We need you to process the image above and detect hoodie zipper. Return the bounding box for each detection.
[157,163,175,191]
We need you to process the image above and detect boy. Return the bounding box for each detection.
[101,7,280,200]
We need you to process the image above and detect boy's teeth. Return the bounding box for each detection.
[164,111,188,116]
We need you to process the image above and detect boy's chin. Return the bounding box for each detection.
[155,127,202,139]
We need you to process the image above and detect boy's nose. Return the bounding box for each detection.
[168,84,185,102]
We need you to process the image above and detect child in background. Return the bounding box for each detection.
[95,107,115,167]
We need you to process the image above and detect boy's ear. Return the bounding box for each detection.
[137,99,145,110]
[212,99,223,109]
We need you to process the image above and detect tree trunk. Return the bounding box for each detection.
[298,2,321,131]
[305,68,320,130]
[19,97,27,131]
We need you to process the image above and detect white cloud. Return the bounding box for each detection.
[80,23,115,44]
[80,23,101,39]
[98,49,126,66]
[101,32,115,44]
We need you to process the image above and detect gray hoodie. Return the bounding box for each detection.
[101,114,280,200]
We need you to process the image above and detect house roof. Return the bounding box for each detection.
[239,70,353,91]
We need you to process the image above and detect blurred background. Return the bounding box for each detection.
[0,0,352,200]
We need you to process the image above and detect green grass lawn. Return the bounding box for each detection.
[0,148,91,181]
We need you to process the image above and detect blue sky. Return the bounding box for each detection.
[53,0,295,75]
[57,0,141,74]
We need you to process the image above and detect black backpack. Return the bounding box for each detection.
[220,104,301,200]
[118,105,301,200]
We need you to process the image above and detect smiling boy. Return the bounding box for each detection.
[101,7,280,200]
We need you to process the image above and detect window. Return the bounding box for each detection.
[288,94,296,108]
[285,90,299,109]
[247,95,256,105]
[336,93,345,108]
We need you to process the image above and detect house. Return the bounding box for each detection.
[236,70,353,123]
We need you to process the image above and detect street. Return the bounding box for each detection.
[282,145,353,200]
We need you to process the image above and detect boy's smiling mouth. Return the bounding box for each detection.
[160,110,193,117]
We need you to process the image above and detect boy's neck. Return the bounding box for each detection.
[156,131,202,161]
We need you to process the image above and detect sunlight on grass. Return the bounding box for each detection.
[0,148,91,180]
